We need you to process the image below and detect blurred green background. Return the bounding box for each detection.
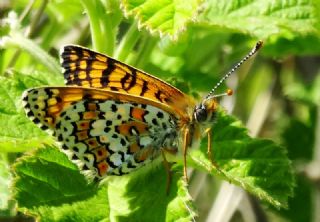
[0,0,319,221]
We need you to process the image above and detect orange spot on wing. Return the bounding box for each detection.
[92,61,107,69]
[76,120,90,130]
[87,103,97,111]
[69,54,78,61]
[47,98,57,106]
[83,51,90,57]
[117,122,148,136]
[78,71,87,79]
[129,143,140,154]
[80,80,90,86]
[91,78,102,88]
[79,60,87,69]
[90,70,103,78]
[68,64,76,71]
[63,94,84,102]
[130,107,146,121]
[76,131,89,141]
[116,63,132,74]
[92,146,109,162]
[136,147,152,162]
[96,54,107,62]
[83,111,98,120]
[85,138,99,150]
[97,160,109,176]
[48,106,60,114]
[109,70,125,81]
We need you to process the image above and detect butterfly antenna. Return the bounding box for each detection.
[205,40,263,100]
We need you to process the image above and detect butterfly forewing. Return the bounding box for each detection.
[22,87,179,179]
[60,45,194,116]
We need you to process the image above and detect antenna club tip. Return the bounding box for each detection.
[227,89,233,96]
[255,40,263,50]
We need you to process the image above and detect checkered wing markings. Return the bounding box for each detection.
[22,87,178,179]
[109,121,161,176]
[60,45,194,114]
[54,101,159,178]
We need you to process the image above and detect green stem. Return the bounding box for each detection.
[101,0,118,55]
[5,33,60,75]
[7,0,48,69]
[80,0,104,52]
[114,21,140,61]
[134,35,158,68]
[81,0,116,54]
[26,0,48,36]
[18,0,35,23]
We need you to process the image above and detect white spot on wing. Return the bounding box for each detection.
[140,136,153,147]
[110,153,122,166]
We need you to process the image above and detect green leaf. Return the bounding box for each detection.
[0,71,62,152]
[120,0,201,38]
[0,156,11,211]
[12,146,97,209]
[32,186,110,222]
[262,35,320,57]
[200,0,318,40]
[189,110,295,208]
[108,164,196,221]
[12,146,195,221]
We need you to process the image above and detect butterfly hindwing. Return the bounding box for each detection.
[22,87,179,179]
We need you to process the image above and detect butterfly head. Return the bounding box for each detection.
[193,89,233,124]
[193,40,263,125]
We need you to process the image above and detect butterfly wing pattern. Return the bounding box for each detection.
[61,45,194,118]
[22,45,195,180]
[22,85,183,179]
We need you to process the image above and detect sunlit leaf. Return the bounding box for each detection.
[121,0,201,38]
[189,110,295,208]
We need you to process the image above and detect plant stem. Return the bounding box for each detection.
[101,0,119,55]
[6,33,60,75]
[114,21,140,61]
[81,0,115,54]
[18,0,35,23]
[80,0,102,51]
[7,0,48,69]
[134,35,158,68]
[25,0,48,37]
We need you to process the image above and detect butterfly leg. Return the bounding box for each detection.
[205,128,214,164]
[161,150,173,194]
[183,128,190,182]
[205,128,223,173]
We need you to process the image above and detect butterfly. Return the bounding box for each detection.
[22,41,263,183]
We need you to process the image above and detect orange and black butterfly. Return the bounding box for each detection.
[22,41,262,181]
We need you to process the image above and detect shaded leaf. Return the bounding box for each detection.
[33,186,110,222]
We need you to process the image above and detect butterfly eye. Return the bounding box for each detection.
[194,105,208,122]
